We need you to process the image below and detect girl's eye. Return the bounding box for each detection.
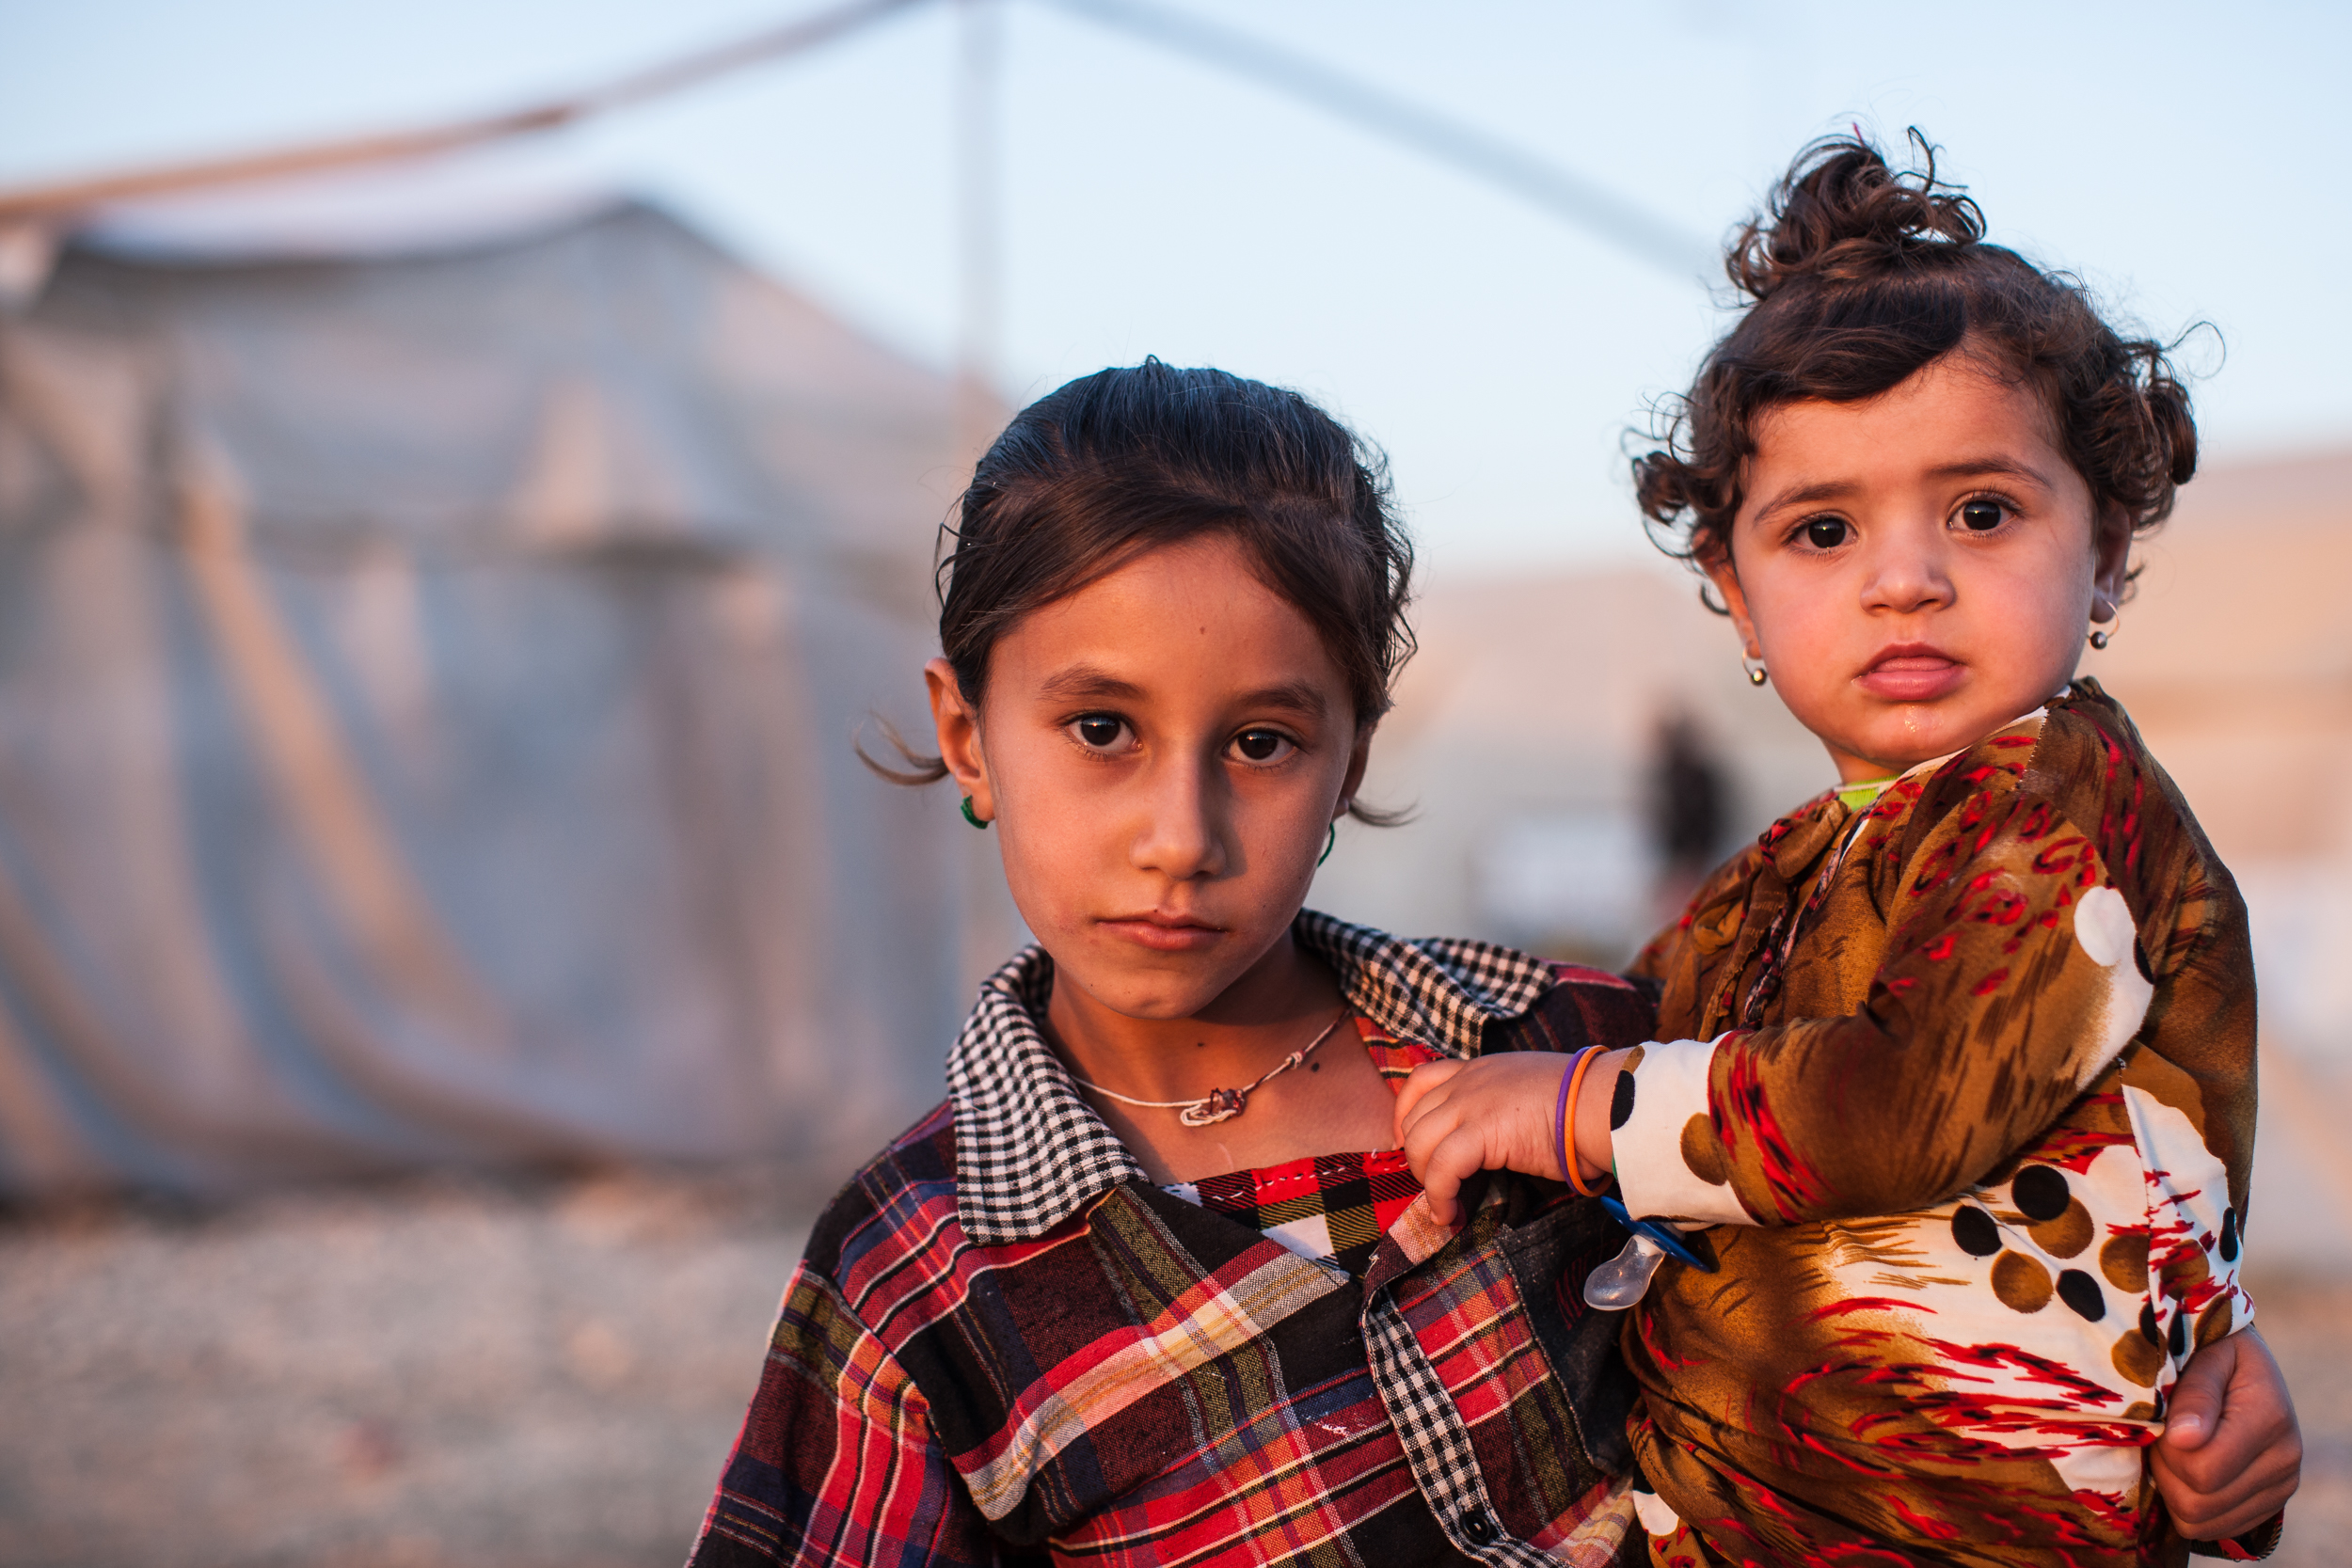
[1230,729,1295,764]
[1802,517,1849,549]
[1957,499,2008,532]
[1072,714,1128,750]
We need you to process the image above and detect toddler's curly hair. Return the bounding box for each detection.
[1636,132,2198,605]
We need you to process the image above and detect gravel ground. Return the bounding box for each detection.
[0,1170,2344,1567]
[0,1166,817,1568]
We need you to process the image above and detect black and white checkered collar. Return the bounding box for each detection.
[946,909,1559,1247]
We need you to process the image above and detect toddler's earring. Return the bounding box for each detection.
[960,795,989,830]
[1318,820,1339,866]
[1741,654,1768,688]
[2088,620,2113,651]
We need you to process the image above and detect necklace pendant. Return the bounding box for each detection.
[1179,1087,1248,1127]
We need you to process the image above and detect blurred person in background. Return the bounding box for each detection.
[1646,707,1726,932]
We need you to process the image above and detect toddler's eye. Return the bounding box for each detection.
[1958,499,2007,532]
[1073,714,1128,750]
[1803,517,1849,549]
[1230,729,1295,764]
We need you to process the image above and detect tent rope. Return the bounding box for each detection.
[0,0,931,223]
[1039,0,1712,277]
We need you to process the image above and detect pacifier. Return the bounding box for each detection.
[1583,1195,1716,1311]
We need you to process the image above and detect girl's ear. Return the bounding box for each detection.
[1701,540,1764,659]
[1337,719,1376,817]
[2090,503,2133,623]
[926,658,994,822]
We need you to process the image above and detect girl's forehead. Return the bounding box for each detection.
[993,537,1350,703]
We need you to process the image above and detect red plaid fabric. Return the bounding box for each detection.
[1161,1022,1446,1280]
[1168,1148,1423,1281]
[690,911,1661,1568]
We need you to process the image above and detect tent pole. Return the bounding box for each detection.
[954,0,1006,467]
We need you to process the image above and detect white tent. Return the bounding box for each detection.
[0,179,1012,1195]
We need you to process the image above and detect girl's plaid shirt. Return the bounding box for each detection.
[689,911,1659,1568]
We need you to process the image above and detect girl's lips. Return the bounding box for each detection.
[1858,654,1966,702]
[1099,916,1225,953]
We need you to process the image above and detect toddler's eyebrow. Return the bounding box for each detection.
[1751,457,2058,521]
[1925,457,2057,488]
[1751,478,1856,517]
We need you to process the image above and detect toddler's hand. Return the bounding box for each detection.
[2153,1327,2300,1542]
[1394,1053,1575,1226]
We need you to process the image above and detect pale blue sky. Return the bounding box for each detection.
[5,0,2346,572]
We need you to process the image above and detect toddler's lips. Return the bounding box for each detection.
[1858,653,1965,702]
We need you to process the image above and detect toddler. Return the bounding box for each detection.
[1399,135,2285,1565]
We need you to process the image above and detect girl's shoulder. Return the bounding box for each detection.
[795,1099,965,1294]
[1479,960,1661,1056]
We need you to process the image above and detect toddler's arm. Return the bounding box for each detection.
[1393,1051,1602,1225]
[1608,785,2189,1227]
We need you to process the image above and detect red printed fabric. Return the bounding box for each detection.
[1612,682,2279,1565]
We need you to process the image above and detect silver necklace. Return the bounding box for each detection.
[1069,1008,1352,1127]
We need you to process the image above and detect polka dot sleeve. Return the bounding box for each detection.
[1611,1036,1758,1227]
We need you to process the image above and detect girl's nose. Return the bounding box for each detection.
[1859,527,1955,615]
[1130,756,1228,881]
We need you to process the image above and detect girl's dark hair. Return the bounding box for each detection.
[1636,132,2199,605]
[867,359,1415,825]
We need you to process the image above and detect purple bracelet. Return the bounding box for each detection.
[1556,1046,1597,1192]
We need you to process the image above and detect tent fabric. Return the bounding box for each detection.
[0,199,1010,1196]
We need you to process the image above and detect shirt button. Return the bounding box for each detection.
[1461,1511,1498,1545]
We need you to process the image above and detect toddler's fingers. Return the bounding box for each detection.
[2153,1330,2300,1537]
[1391,1059,1464,1135]
[2155,1462,2296,1543]
[1420,1174,1459,1227]
[1397,1089,1456,1178]
[2156,1334,2234,1454]
[1416,1124,1498,1231]
[1399,1103,1468,1222]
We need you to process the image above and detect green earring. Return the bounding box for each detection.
[1318,821,1337,865]
[961,796,989,830]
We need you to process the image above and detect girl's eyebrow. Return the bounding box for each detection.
[1235,682,1329,720]
[1035,667,1327,720]
[1037,665,1143,703]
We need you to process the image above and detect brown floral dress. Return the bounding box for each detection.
[1611,680,2269,1566]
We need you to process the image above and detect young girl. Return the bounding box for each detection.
[686,361,1661,1566]
[1397,137,2296,1564]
